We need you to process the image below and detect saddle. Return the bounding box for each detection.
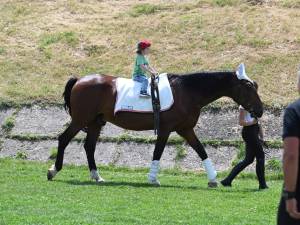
[114,73,174,135]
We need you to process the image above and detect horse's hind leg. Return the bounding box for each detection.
[176,129,218,187]
[47,122,81,180]
[84,119,105,183]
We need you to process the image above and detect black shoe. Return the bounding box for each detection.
[221,179,232,187]
[140,92,151,98]
[259,184,269,190]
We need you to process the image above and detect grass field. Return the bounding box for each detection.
[0,0,300,107]
[0,158,283,225]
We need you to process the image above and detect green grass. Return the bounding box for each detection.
[266,158,282,172]
[49,147,58,160]
[0,158,282,225]
[129,3,164,17]
[1,115,15,133]
[212,0,240,7]
[0,0,300,106]
[175,144,188,161]
[15,151,28,159]
[6,133,284,149]
[281,0,300,8]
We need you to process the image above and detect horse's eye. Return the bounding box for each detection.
[245,82,253,88]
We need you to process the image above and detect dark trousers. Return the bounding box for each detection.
[277,197,300,225]
[223,124,267,187]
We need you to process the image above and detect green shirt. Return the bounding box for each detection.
[132,54,149,78]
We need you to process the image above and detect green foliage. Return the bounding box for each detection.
[0,47,5,55]
[266,158,282,172]
[15,151,27,159]
[38,31,79,51]
[49,147,58,160]
[129,4,162,17]
[175,144,187,161]
[1,116,15,133]
[231,143,245,166]
[212,0,240,7]
[8,134,56,141]
[281,0,300,8]
[245,38,272,48]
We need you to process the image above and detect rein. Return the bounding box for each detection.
[150,74,161,135]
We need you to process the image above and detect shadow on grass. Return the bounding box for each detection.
[54,179,260,193]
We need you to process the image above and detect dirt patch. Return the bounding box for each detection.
[178,145,238,172]
[9,106,283,141]
[11,105,69,136]
[0,138,282,172]
[244,148,283,172]
[114,143,177,169]
[196,110,283,140]
[0,109,15,126]
[0,106,284,172]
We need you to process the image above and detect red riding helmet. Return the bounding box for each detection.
[137,40,151,50]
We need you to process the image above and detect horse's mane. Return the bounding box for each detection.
[168,71,236,91]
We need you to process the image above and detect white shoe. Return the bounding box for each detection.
[140,92,151,98]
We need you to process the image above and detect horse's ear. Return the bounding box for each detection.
[236,63,253,83]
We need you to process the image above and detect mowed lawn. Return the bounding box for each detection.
[0,159,282,225]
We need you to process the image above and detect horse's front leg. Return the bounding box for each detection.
[176,129,218,187]
[148,131,171,186]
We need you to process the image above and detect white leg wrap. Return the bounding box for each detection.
[90,169,104,183]
[203,158,217,181]
[49,164,57,177]
[148,160,160,185]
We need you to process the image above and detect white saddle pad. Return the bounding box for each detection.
[114,73,174,114]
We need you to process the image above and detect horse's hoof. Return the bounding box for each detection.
[95,177,105,183]
[148,179,161,186]
[208,181,218,188]
[47,165,57,181]
[90,170,105,183]
[47,170,53,181]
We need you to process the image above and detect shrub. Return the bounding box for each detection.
[16,151,27,160]
[2,116,15,133]
[266,158,282,172]
[49,147,58,160]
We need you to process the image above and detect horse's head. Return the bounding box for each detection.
[231,64,263,118]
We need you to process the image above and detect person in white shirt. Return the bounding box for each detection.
[221,82,268,189]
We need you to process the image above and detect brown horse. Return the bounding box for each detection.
[47,69,263,186]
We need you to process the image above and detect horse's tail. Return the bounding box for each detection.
[63,76,78,115]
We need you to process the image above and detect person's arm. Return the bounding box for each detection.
[239,108,257,126]
[140,64,157,75]
[283,137,300,219]
[148,65,158,75]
